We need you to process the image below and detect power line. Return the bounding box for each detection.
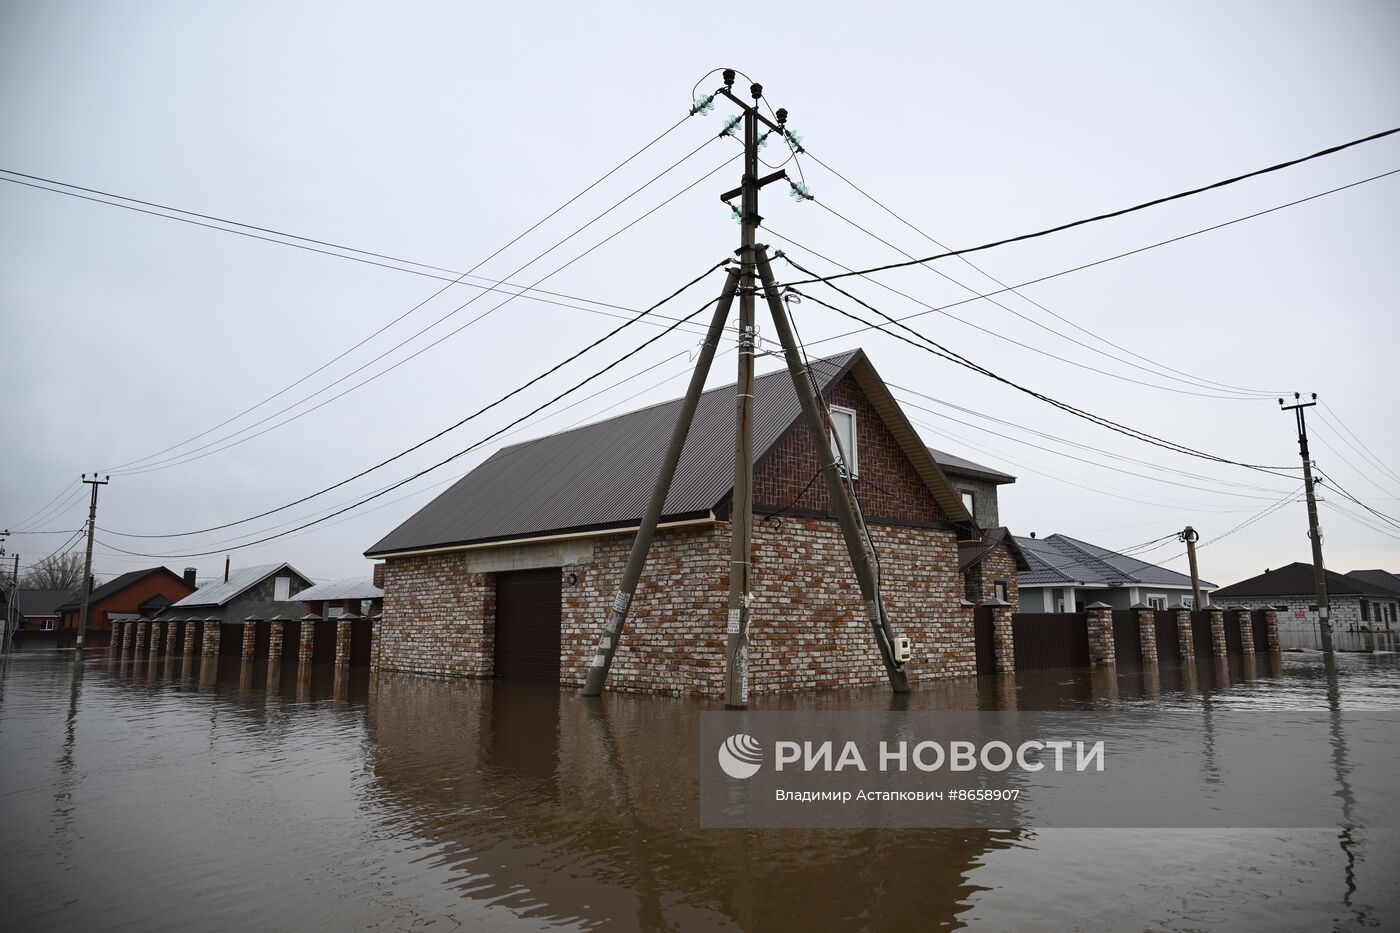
[788,167,1400,352]
[892,390,1294,501]
[802,149,1284,399]
[96,280,736,559]
[1157,487,1306,563]
[774,222,1276,400]
[1315,471,1400,531]
[56,115,709,474]
[780,254,1301,475]
[779,126,1400,287]
[1318,402,1400,486]
[807,198,1277,399]
[889,382,1291,495]
[110,147,740,476]
[102,260,731,538]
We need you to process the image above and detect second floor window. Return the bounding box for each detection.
[960,489,976,516]
[828,406,858,477]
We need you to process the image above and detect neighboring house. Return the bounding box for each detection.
[1015,533,1214,612]
[7,588,71,646]
[1212,563,1400,629]
[958,527,1031,607]
[291,577,384,619]
[12,588,70,632]
[365,348,986,696]
[1345,569,1400,601]
[55,567,197,647]
[929,446,1015,529]
[165,562,314,625]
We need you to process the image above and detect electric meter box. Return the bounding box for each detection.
[893,635,912,663]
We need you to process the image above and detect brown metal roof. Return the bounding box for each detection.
[366,349,974,557]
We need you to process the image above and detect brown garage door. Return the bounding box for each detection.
[494,568,562,682]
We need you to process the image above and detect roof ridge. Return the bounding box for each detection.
[491,349,862,459]
[1046,534,1132,584]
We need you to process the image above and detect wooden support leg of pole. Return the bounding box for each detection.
[755,245,910,693]
[580,269,740,696]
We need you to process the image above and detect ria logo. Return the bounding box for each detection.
[717,733,763,779]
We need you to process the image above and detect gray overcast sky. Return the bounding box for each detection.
[2,1,1397,589]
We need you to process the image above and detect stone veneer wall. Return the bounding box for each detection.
[963,542,1021,611]
[377,551,495,678]
[377,514,970,696]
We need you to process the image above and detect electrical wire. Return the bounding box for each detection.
[67,116,710,474]
[1158,487,1308,562]
[807,198,1278,399]
[102,260,731,538]
[96,280,736,559]
[778,126,1400,287]
[802,149,1285,399]
[775,222,1277,400]
[110,147,740,476]
[1315,471,1400,531]
[1318,402,1400,486]
[780,254,1301,475]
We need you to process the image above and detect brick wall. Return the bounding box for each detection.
[378,552,495,678]
[752,376,945,525]
[1212,594,1397,628]
[379,514,971,696]
[963,542,1020,611]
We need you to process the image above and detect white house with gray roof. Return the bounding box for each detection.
[1015,533,1214,612]
[166,562,314,623]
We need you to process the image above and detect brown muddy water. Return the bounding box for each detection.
[0,650,1396,932]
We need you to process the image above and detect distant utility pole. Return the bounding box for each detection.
[1179,526,1204,610]
[74,473,109,656]
[1280,393,1334,655]
[581,69,911,705]
[2,543,15,654]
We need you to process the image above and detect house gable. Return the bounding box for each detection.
[752,373,945,525]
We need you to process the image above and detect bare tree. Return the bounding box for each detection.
[21,552,96,595]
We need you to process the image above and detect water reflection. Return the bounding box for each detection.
[0,649,1396,931]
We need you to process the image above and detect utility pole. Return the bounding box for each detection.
[74,473,109,656]
[1180,526,1204,610]
[1281,393,1334,655]
[582,69,911,702]
[6,552,17,653]
[723,82,761,709]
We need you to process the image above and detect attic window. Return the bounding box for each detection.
[829,406,858,477]
[960,489,976,516]
[274,576,290,602]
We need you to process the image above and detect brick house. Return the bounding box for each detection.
[165,562,313,623]
[54,567,196,647]
[366,349,1018,696]
[1211,562,1399,630]
[958,527,1029,606]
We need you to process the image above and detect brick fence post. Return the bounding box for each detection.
[164,619,178,654]
[136,621,150,654]
[1264,609,1281,651]
[1207,608,1227,657]
[1132,603,1158,664]
[242,618,259,659]
[1236,609,1255,655]
[111,621,124,655]
[335,614,355,666]
[1171,604,1194,659]
[369,616,380,671]
[299,615,319,665]
[148,621,160,655]
[983,599,1015,674]
[268,617,286,661]
[203,618,221,657]
[1085,602,1116,666]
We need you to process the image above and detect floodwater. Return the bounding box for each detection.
[1,650,1396,932]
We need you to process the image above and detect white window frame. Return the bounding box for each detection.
[1147,594,1168,611]
[40,619,54,632]
[273,576,291,602]
[993,581,1007,602]
[960,488,976,516]
[828,405,858,477]
[1182,595,1194,609]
